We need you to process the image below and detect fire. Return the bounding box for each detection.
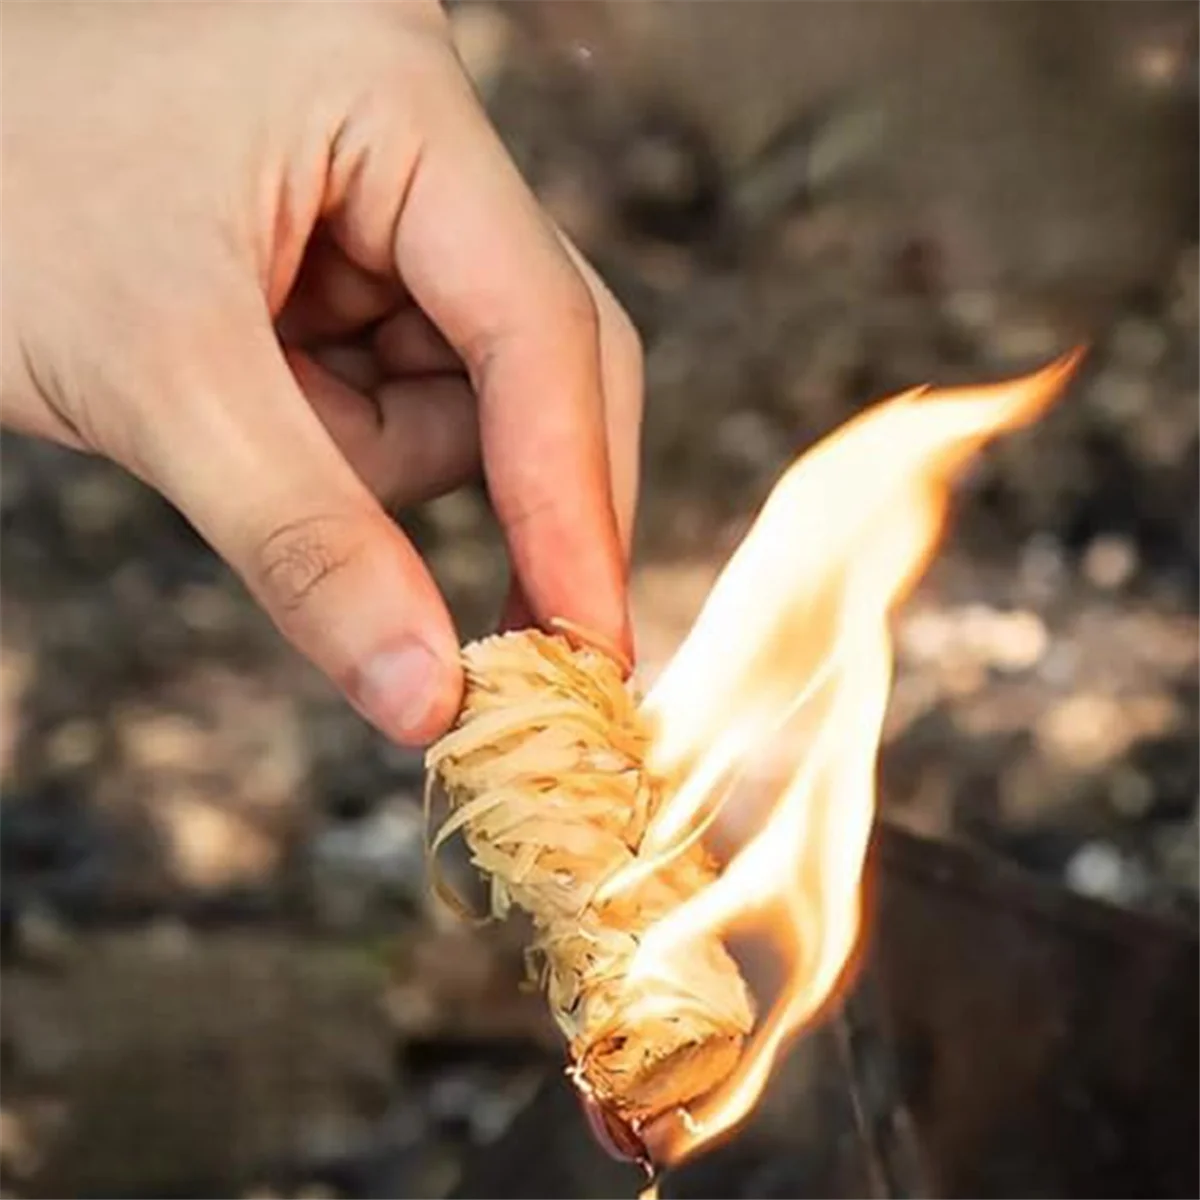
[610,352,1082,1166]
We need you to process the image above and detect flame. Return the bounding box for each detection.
[617,352,1082,1166]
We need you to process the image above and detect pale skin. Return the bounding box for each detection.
[0,0,643,746]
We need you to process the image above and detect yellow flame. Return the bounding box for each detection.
[623,352,1082,1164]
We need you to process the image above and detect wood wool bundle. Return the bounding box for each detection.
[425,627,755,1128]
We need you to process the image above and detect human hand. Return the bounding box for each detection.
[0,0,642,745]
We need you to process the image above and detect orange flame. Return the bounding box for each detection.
[616,352,1082,1166]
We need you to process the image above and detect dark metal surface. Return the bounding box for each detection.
[451,821,1199,1200]
[868,825,1198,1199]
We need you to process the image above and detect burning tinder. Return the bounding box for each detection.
[425,627,756,1133]
[425,351,1082,1170]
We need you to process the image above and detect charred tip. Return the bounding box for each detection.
[575,1084,654,1168]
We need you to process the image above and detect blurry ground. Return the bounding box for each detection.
[1,3,1197,1197]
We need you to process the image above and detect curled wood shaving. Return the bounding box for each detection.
[425,628,754,1122]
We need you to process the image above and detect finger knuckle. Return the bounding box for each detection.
[252,513,367,614]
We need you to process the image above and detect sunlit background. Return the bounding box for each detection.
[1,3,1196,1197]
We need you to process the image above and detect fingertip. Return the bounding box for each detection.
[500,577,635,678]
[353,636,464,746]
[497,578,534,634]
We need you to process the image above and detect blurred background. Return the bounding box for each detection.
[1,2,1196,1196]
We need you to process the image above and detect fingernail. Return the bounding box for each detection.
[357,640,449,742]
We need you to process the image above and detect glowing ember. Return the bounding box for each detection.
[609,351,1082,1166]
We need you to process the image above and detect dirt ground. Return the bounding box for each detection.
[1,3,1196,1197]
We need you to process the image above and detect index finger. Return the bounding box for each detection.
[388,58,631,659]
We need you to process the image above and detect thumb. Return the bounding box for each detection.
[139,308,463,746]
